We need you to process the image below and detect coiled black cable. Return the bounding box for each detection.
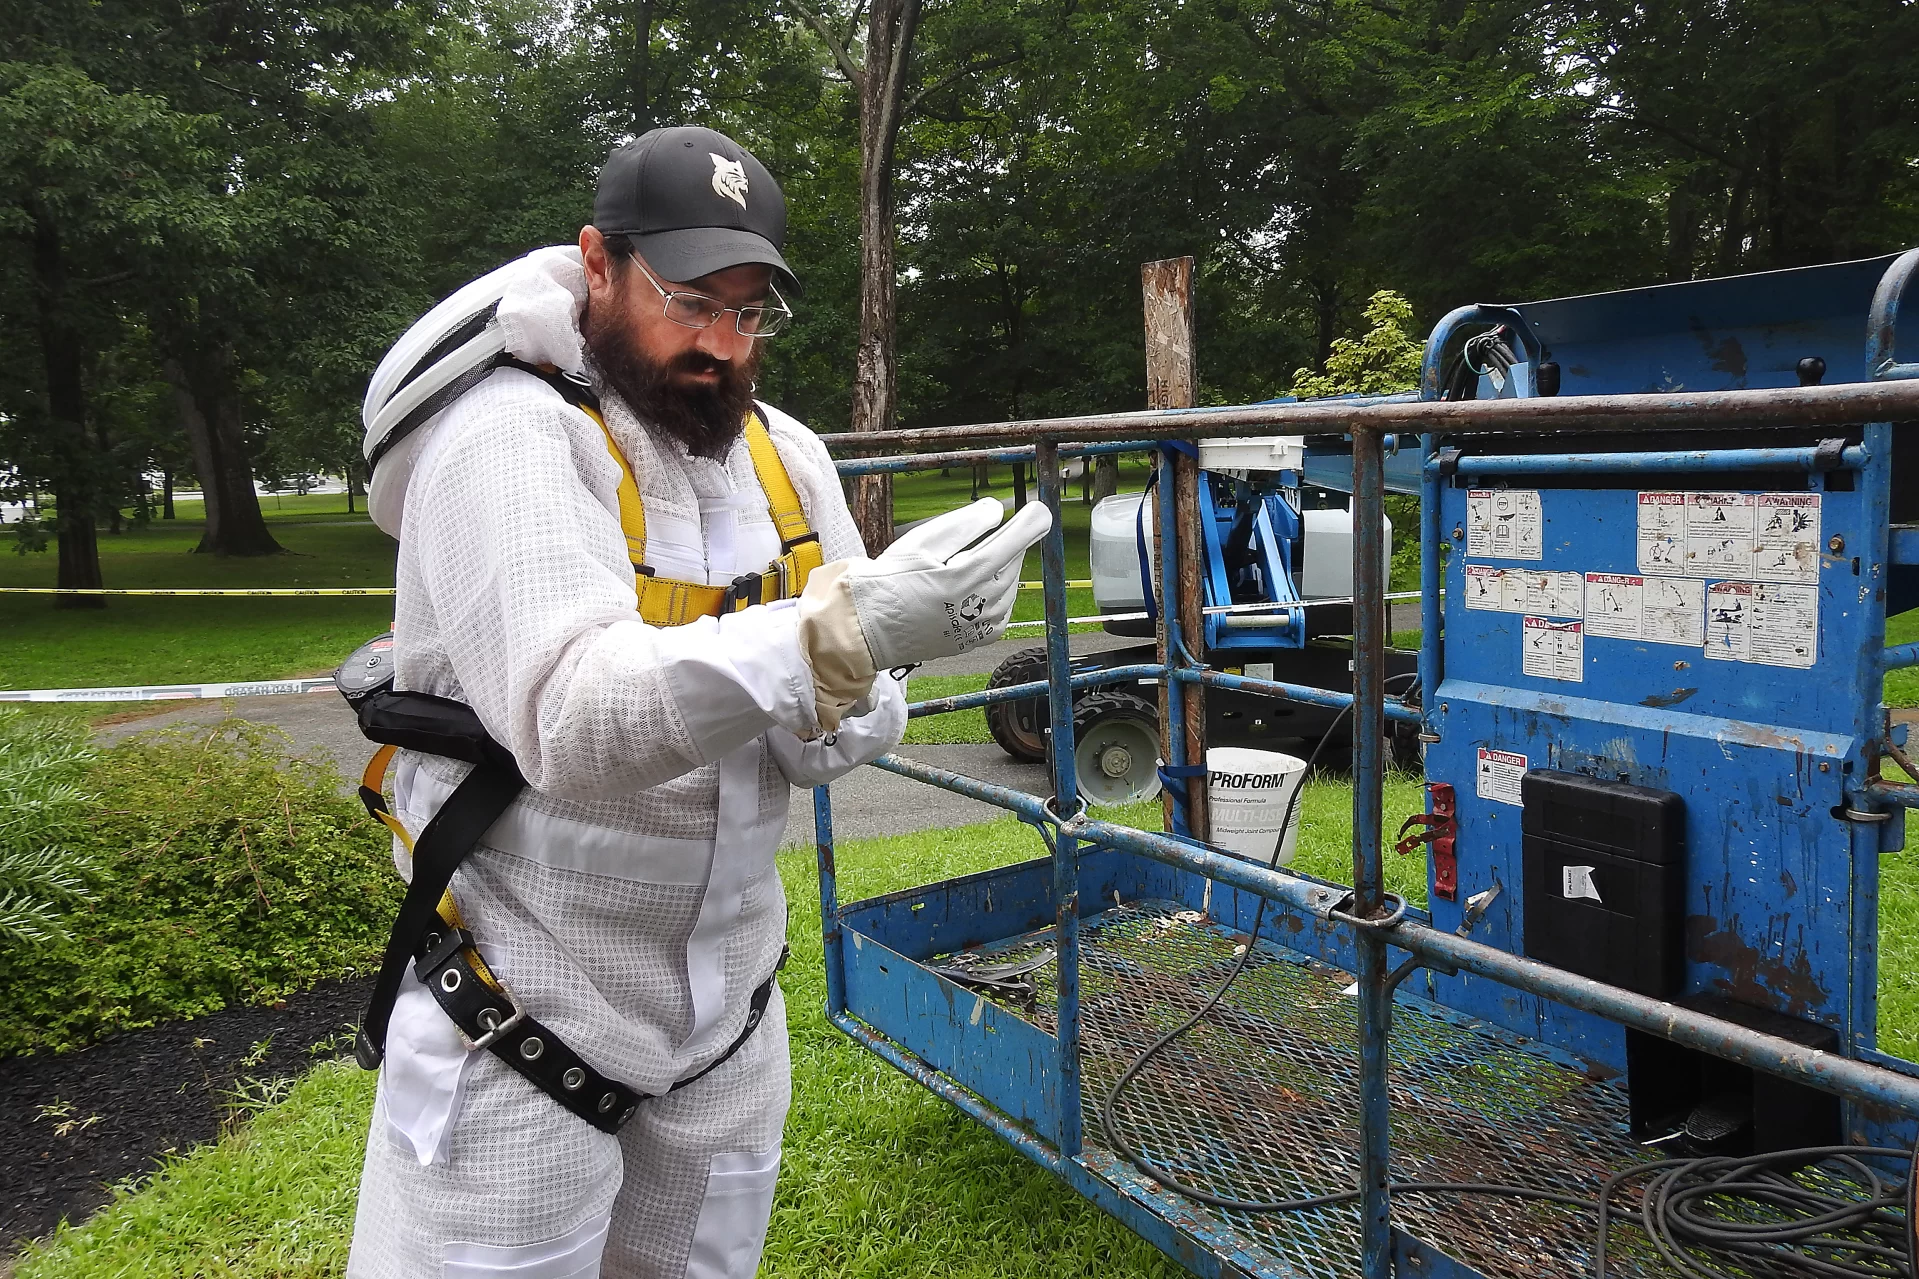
[1094,681,1917,1276]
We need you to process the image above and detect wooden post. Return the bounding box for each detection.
[1142,257,1208,841]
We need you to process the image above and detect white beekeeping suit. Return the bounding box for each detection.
[345,244,907,1279]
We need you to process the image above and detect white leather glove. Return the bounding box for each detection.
[844,498,1053,670]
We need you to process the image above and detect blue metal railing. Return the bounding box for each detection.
[808,249,1919,1278]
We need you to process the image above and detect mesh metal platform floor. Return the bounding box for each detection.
[932,897,1674,1279]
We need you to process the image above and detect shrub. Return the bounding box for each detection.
[0,708,99,943]
[0,719,403,1057]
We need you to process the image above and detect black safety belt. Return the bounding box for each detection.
[339,636,786,1135]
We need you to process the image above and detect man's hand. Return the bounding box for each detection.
[842,498,1053,670]
[794,498,1053,730]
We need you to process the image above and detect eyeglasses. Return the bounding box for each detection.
[628,254,793,337]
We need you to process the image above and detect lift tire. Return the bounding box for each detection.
[1071,690,1163,807]
[984,646,1051,763]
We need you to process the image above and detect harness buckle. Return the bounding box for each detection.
[469,996,528,1051]
[721,571,766,611]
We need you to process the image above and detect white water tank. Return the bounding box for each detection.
[1088,492,1391,612]
[1299,507,1392,600]
[1091,492,1152,612]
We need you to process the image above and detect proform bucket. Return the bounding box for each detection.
[1206,747,1309,865]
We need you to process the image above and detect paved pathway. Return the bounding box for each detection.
[93,630,1147,847]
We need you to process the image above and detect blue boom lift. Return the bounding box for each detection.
[817,248,1919,1278]
[982,436,1425,803]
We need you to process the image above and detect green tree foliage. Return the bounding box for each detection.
[2,0,1916,596]
[1288,291,1422,400]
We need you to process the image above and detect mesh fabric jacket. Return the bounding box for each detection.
[346,247,902,1279]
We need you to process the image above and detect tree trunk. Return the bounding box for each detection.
[1091,455,1119,504]
[29,208,105,608]
[162,469,175,518]
[163,348,283,556]
[1312,276,1339,373]
[847,0,921,554]
[633,0,654,132]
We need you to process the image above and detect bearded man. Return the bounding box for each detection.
[346,126,1048,1279]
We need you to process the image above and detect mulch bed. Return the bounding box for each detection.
[2,976,372,1256]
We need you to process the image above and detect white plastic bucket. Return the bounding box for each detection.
[1207,747,1309,866]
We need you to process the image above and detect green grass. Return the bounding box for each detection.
[12,770,1914,1273]
[900,673,992,746]
[8,778,1409,1278]
[0,511,395,698]
[1888,609,1919,709]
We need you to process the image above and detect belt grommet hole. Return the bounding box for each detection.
[440,968,462,994]
[562,1067,585,1090]
[519,1036,545,1061]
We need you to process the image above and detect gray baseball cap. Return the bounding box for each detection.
[593,126,798,294]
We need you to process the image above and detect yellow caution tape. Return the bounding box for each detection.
[1018,580,1093,591]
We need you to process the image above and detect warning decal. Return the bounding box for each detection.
[1637,492,1687,576]
[1686,492,1756,577]
[1522,616,1584,682]
[1704,581,1753,662]
[1467,489,1543,561]
[1750,582,1818,668]
[1462,566,1583,618]
[1704,580,1818,667]
[1583,573,1643,639]
[1464,564,1504,611]
[1476,748,1527,807]
[1642,576,1706,647]
[1753,493,1821,585]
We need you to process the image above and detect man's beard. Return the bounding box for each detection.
[580,293,761,460]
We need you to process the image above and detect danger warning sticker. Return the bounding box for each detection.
[1476,748,1527,806]
[1462,565,1583,618]
[1467,489,1543,561]
[1686,492,1756,577]
[1522,616,1584,682]
[1705,580,1818,667]
[1637,492,1687,576]
[1753,493,1821,585]
[1583,572,1643,639]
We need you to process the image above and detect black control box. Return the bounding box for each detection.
[1521,770,1685,998]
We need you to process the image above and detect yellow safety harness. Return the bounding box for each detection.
[354,366,822,1000]
[344,365,812,1126]
[599,407,825,624]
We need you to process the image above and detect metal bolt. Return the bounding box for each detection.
[1451,524,1465,541]
[1828,534,1845,554]
[1820,762,1831,773]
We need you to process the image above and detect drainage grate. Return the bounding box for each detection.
[932,899,1676,1278]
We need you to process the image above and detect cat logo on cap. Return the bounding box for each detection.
[710,154,749,209]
